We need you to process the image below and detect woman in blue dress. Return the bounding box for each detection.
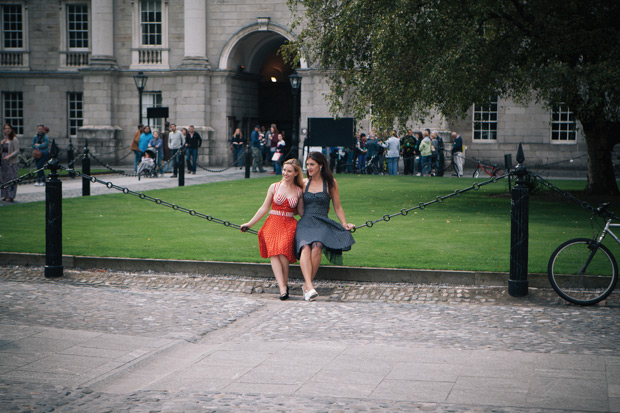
[295,152,355,301]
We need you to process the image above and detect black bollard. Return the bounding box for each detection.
[67,138,75,179]
[45,141,63,278]
[245,142,251,179]
[178,148,185,187]
[509,144,529,297]
[82,140,90,196]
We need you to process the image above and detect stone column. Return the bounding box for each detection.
[181,0,210,68]
[89,0,117,67]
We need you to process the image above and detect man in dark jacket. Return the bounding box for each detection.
[185,125,202,174]
[250,125,266,172]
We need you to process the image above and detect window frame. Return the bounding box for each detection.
[472,97,498,141]
[143,91,163,131]
[0,3,23,50]
[66,3,89,51]
[550,104,577,144]
[67,92,83,138]
[2,91,23,135]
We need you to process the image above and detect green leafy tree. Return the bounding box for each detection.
[285,0,620,194]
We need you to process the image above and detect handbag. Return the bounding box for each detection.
[32,149,43,159]
[271,152,282,162]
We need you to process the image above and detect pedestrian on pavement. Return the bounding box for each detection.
[149,130,164,175]
[162,122,172,173]
[419,130,433,176]
[167,123,183,178]
[268,124,279,172]
[401,129,416,175]
[240,159,305,300]
[295,152,355,301]
[185,125,202,174]
[130,124,144,172]
[451,131,464,177]
[356,133,368,174]
[250,125,266,173]
[273,133,286,175]
[231,128,244,168]
[430,131,441,176]
[1,123,19,202]
[139,125,153,156]
[31,124,49,186]
[385,131,401,176]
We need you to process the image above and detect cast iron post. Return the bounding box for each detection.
[178,147,185,187]
[509,143,529,297]
[45,140,63,278]
[82,140,90,196]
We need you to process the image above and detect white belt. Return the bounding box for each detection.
[270,210,294,217]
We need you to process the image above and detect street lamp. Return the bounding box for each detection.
[288,71,302,160]
[133,71,148,124]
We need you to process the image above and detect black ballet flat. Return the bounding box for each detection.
[279,286,290,301]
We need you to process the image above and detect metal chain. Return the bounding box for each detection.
[57,165,258,235]
[87,151,141,177]
[529,172,619,220]
[0,166,47,189]
[350,173,512,232]
[195,161,236,173]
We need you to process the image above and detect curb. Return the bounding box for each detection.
[0,252,550,288]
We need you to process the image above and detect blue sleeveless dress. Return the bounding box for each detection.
[295,178,355,265]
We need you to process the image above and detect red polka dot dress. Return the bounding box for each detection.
[258,182,301,263]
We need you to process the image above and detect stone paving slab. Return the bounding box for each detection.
[1,265,620,411]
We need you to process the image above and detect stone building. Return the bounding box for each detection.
[0,0,589,173]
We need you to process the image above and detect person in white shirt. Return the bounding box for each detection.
[167,123,184,177]
[385,131,401,175]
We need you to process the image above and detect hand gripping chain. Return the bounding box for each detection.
[350,174,511,233]
[58,165,259,235]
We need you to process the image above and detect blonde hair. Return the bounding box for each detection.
[283,158,304,189]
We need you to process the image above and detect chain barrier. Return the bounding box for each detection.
[0,166,47,190]
[195,161,236,173]
[350,172,512,233]
[529,172,620,220]
[57,165,258,235]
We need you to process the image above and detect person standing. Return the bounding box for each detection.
[31,124,49,186]
[295,152,355,301]
[1,123,19,202]
[451,131,464,177]
[167,123,183,178]
[240,159,305,300]
[430,131,441,176]
[385,131,401,176]
[161,122,172,173]
[366,133,379,174]
[231,128,244,168]
[268,124,279,173]
[149,130,164,175]
[185,125,202,174]
[419,130,433,176]
[130,124,144,172]
[414,131,423,175]
[251,124,266,173]
[356,133,368,173]
[401,129,416,175]
[139,125,153,155]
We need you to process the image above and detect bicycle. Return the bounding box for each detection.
[17,148,36,170]
[547,203,619,305]
[472,159,505,178]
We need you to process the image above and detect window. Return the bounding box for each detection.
[143,91,163,131]
[141,0,161,46]
[67,92,83,137]
[551,105,576,142]
[1,4,22,49]
[2,91,23,135]
[473,97,498,140]
[67,4,88,49]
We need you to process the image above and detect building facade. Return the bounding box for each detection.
[0,0,589,173]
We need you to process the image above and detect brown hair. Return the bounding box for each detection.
[306,151,335,193]
[283,158,304,189]
[3,123,16,140]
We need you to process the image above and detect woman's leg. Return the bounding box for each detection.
[300,245,314,292]
[270,255,289,295]
[310,242,323,280]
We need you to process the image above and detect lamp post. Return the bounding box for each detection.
[133,71,148,124]
[288,71,302,160]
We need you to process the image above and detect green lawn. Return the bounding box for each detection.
[1,175,618,273]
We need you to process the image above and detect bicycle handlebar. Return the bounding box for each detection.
[594,202,619,221]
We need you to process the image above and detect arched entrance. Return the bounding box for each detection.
[219,22,305,150]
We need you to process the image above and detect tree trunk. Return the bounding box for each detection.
[582,121,620,195]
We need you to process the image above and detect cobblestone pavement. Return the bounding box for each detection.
[1,266,620,412]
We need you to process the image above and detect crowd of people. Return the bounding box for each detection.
[336,128,464,177]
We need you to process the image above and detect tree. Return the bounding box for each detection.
[285,0,620,194]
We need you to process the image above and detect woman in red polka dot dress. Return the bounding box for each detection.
[240,159,305,300]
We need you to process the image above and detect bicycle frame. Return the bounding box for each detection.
[597,219,620,246]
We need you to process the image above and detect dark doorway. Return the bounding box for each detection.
[258,49,295,139]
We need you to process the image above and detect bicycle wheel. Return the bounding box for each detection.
[548,238,618,305]
[472,168,480,178]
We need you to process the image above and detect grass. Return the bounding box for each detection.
[1,175,618,274]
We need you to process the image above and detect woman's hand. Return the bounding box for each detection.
[342,222,355,231]
[239,223,251,232]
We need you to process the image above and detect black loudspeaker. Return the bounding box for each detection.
[504,153,513,171]
[307,117,356,147]
[147,107,169,119]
